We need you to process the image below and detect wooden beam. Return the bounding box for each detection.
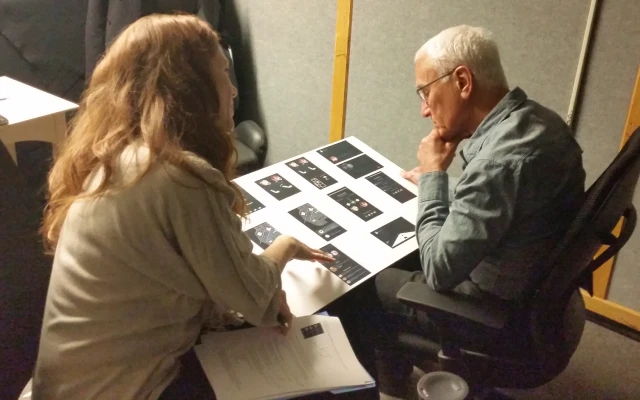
[622,65,640,143]
[591,220,621,298]
[592,65,640,298]
[582,289,640,332]
[328,0,353,143]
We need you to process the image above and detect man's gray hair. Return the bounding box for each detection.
[415,25,508,90]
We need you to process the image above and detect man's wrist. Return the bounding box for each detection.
[419,164,446,174]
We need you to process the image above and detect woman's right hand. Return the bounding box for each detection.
[262,235,335,272]
[289,237,335,263]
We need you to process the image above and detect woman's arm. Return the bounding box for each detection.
[161,165,331,327]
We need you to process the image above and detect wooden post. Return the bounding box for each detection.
[328,0,353,143]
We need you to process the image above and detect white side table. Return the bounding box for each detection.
[0,76,78,165]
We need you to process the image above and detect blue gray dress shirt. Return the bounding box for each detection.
[417,87,585,301]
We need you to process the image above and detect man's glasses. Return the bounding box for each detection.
[416,69,456,104]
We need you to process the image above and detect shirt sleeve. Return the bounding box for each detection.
[416,159,519,291]
[164,169,282,327]
[448,175,459,204]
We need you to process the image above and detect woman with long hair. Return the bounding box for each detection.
[33,14,332,399]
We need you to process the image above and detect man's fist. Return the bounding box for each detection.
[417,129,461,173]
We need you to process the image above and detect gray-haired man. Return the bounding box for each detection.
[335,25,585,398]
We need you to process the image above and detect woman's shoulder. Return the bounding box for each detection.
[97,144,236,201]
[81,144,239,210]
[150,150,237,201]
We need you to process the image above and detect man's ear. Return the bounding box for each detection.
[455,66,473,100]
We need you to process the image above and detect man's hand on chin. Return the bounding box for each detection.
[418,129,461,171]
[401,128,464,185]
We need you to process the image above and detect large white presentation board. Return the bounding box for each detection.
[233,137,419,316]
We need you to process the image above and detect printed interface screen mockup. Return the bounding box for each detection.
[255,173,301,200]
[366,171,416,203]
[286,157,338,189]
[289,203,347,241]
[371,217,416,248]
[319,244,370,286]
[317,141,363,164]
[328,187,382,221]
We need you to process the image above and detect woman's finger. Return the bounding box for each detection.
[281,312,293,335]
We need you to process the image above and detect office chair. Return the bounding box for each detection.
[396,126,640,393]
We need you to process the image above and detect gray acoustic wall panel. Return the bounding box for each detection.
[345,0,589,170]
[226,0,336,165]
[575,0,640,311]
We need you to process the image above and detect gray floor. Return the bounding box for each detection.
[382,321,640,400]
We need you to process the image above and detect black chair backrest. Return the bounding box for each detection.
[531,126,640,320]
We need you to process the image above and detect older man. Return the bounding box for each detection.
[396,24,585,300]
[335,25,585,398]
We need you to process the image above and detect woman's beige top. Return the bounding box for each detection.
[33,146,281,400]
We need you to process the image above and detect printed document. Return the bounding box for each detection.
[195,314,375,400]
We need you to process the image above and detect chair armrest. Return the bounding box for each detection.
[235,120,267,162]
[397,282,512,329]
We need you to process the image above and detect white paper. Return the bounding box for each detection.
[234,137,419,316]
[195,315,374,400]
[0,76,77,125]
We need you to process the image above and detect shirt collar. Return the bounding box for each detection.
[460,87,528,165]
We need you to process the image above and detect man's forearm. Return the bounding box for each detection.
[416,158,519,292]
[416,172,455,290]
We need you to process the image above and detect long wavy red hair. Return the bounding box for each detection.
[42,14,244,252]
